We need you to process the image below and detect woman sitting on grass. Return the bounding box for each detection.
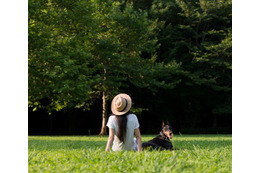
[105,93,142,152]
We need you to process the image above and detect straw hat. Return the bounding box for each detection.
[111,93,132,115]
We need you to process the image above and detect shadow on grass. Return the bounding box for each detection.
[28,138,231,151]
[28,139,107,150]
[172,139,232,150]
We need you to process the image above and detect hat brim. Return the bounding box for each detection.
[111,93,132,115]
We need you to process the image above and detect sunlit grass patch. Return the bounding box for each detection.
[28,135,231,173]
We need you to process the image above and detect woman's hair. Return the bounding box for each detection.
[115,112,129,144]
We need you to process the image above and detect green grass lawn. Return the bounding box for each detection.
[28,135,231,173]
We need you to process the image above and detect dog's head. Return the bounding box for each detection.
[162,122,173,139]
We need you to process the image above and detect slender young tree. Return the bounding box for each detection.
[28,0,180,135]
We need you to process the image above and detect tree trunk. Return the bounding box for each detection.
[99,91,108,135]
[213,114,217,128]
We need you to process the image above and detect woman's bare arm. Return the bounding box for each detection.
[134,128,142,152]
[105,128,115,151]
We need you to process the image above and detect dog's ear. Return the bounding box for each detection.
[167,121,170,125]
[162,121,165,128]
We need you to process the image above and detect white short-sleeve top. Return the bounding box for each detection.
[106,114,140,151]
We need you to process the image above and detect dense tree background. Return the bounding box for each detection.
[29,0,232,135]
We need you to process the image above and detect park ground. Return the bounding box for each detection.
[28,135,231,173]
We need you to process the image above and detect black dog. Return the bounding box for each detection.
[142,122,174,150]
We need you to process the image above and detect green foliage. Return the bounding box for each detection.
[148,0,232,85]
[29,0,97,111]
[29,0,232,128]
[28,135,232,172]
[29,0,180,112]
[146,0,232,117]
